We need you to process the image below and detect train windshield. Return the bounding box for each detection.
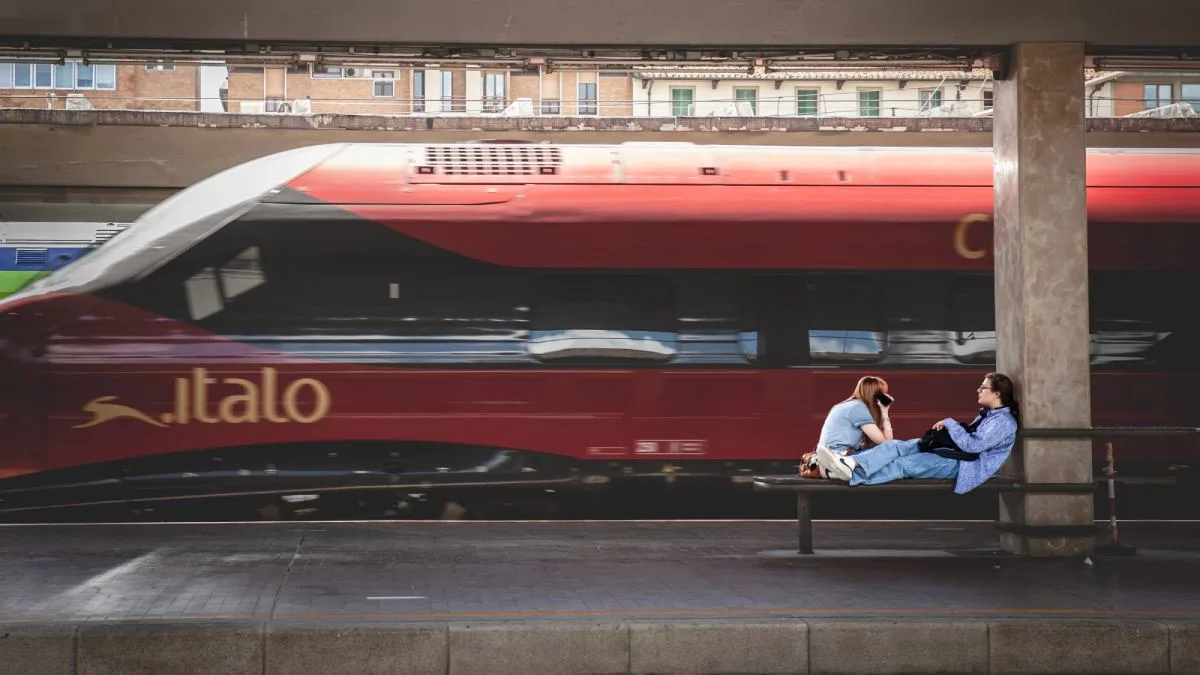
[8,144,346,302]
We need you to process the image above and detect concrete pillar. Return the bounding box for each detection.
[992,43,1095,557]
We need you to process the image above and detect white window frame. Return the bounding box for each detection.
[918,87,943,112]
[372,71,395,98]
[93,63,117,91]
[412,70,426,112]
[795,87,820,116]
[577,82,598,116]
[733,86,759,115]
[670,87,695,116]
[9,63,33,89]
[0,60,113,91]
[73,62,95,90]
[483,72,506,112]
[33,63,55,89]
[440,71,453,109]
[857,87,882,117]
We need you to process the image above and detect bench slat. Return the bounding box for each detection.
[753,474,1020,492]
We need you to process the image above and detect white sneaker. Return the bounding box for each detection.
[815,446,855,482]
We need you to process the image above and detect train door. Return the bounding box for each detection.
[747,274,819,461]
[626,272,776,477]
[526,273,645,465]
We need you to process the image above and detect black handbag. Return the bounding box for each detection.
[917,410,988,462]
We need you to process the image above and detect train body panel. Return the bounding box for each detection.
[0,221,130,298]
[0,143,1197,513]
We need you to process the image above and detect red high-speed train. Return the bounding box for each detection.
[0,142,1197,516]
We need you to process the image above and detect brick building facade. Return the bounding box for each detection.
[2,60,1196,119]
[0,60,213,111]
[224,64,634,116]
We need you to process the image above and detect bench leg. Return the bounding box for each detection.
[797,494,813,554]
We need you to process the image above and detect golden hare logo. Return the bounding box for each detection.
[73,368,331,429]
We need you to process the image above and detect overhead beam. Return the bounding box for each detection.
[1,0,1199,51]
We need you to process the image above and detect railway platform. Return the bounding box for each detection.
[2,519,1199,674]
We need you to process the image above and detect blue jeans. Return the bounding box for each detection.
[849,439,959,486]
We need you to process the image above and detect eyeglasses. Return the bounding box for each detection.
[977,386,994,392]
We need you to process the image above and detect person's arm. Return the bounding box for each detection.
[857,401,893,445]
[942,415,1014,454]
[860,422,887,446]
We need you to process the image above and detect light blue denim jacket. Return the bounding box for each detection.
[942,406,1018,494]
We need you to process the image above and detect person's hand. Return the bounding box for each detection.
[932,420,946,431]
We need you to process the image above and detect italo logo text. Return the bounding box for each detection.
[73,368,331,428]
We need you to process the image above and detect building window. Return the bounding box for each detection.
[0,61,112,91]
[670,87,694,116]
[578,82,597,115]
[440,71,453,110]
[264,98,287,112]
[412,71,425,112]
[34,64,53,89]
[541,99,561,115]
[311,65,343,79]
[94,64,117,90]
[75,63,94,89]
[10,63,32,88]
[54,63,73,89]
[858,88,881,117]
[1183,83,1200,110]
[372,71,395,98]
[483,72,506,112]
[734,87,758,115]
[145,60,175,71]
[796,88,819,116]
[1144,83,1173,109]
[982,89,994,109]
[918,88,942,112]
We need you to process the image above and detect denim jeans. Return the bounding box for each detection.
[849,438,959,486]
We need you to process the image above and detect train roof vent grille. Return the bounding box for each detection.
[15,248,48,266]
[423,145,563,176]
[93,227,126,244]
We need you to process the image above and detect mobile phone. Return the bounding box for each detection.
[875,392,894,406]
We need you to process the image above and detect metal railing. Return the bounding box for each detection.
[1016,425,1200,554]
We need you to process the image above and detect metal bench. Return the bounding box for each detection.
[753,475,1054,554]
[755,427,1200,554]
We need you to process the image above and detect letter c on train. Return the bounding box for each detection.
[953,213,989,260]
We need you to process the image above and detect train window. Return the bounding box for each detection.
[218,246,265,299]
[806,275,885,363]
[1090,272,1198,368]
[673,273,755,365]
[881,273,954,364]
[948,275,996,366]
[183,246,265,321]
[184,268,223,320]
[529,274,677,362]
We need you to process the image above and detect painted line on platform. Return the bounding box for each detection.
[4,605,1200,625]
[3,518,1200,527]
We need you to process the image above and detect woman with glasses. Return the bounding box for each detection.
[813,372,1021,494]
